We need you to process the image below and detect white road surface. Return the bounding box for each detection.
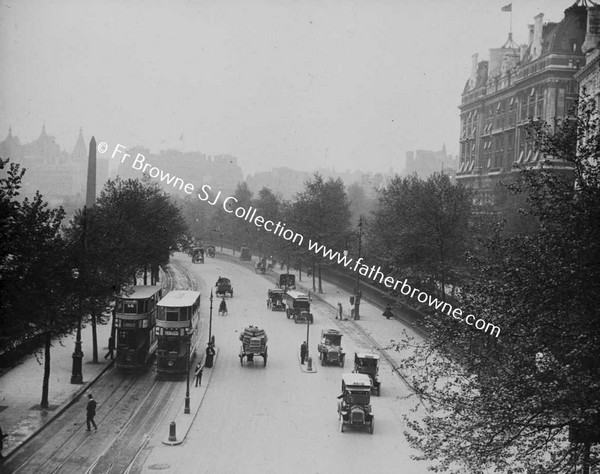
[139,254,431,474]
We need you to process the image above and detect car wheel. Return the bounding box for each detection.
[370,417,374,434]
[239,355,244,366]
[321,356,325,366]
[263,354,267,367]
[340,356,345,368]
[340,419,345,433]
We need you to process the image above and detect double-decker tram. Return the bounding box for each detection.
[114,285,163,371]
[155,290,201,378]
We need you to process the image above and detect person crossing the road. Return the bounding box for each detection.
[86,393,98,431]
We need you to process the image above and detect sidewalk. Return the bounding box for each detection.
[0,320,113,458]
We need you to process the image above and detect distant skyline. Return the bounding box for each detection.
[0,0,571,175]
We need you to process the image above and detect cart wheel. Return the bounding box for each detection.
[263,354,268,367]
[340,419,345,433]
[370,416,375,434]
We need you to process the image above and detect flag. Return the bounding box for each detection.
[501,3,512,12]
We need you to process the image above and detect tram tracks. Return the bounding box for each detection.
[6,261,199,474]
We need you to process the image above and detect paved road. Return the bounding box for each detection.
[136,254,431,474]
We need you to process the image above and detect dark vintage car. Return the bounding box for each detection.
[192,247,204,263]
[353,352,381,396]
[278,273,296,290]
[215,276,233,297]
[240,246,252,261]
[267,288,286,311]
[206,245,216,258]
[317,329,345,367]
[338,373,374,434]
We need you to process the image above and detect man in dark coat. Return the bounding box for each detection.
[86,393,98,431]
[300,341,307,365]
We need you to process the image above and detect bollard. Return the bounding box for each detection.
[168,421,177,442]
[307,356,313,371]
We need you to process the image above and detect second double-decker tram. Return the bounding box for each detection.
[155,290,201,378]
[114,285,163,371]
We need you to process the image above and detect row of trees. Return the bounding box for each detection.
[0,161,186,407]
[173,97,600,472]
[394,97,600,472]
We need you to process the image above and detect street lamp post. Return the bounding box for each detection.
[70,268,84,384]
[345,217,364,320]
[209,290,214,345]
[184,336,191,414]
[354,217,364,320]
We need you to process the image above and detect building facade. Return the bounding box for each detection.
[457,3,587,203]
[0,126,108,205]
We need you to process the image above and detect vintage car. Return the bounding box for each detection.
[278,273,296,290]
[215,276,234,297]
[240,246,252,261]
[353,352,381,396]
[191,247,204,263]
[206,245,216,258]
[338,373,374,434]
[267,288,286,311]
[284,290,313,323]
[239,325,268,366]
[317,329,345,367]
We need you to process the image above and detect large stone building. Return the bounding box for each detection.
[575,5,600,101]
[0,126,108,205]
[457,3,587,203]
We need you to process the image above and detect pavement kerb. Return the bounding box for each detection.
[161,347,220,446]
[4,359,115,460]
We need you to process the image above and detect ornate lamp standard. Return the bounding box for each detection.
[345,216,365,320]
[184,331,191,414]
[70,268,84,384]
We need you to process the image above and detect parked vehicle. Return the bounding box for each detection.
[215,276,233,298]
[278,273,296,290]
[240,246,252,261]
[353,352,381,395]
[284,290,313,323]
[192,247,204,263]
[239,325,268,366]
[338,373,374,434]
[206,245,216,258]
[267,289,286,311]
[317,329,345,367]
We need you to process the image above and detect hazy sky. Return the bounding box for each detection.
[0,0,571,175]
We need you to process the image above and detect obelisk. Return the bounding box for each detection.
[86,136,96,207]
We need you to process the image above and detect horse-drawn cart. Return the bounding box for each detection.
[239,326,268,367]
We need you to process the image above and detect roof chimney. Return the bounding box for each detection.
[470,53,479,89]
[531,13,544,60]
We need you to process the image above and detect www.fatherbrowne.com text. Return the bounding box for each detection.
[102,142,500,338]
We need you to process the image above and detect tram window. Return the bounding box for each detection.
[158,337,179,352]
[179,307,190,321]
[123,301,138,314]
[166,309,179,322]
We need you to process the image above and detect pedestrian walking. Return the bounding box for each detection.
[86,393,98,431]
[194,363,203,387]
[300,341,307,365]
[0,424,8,459]
[337,302,343,320]
[104,335,115,360]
